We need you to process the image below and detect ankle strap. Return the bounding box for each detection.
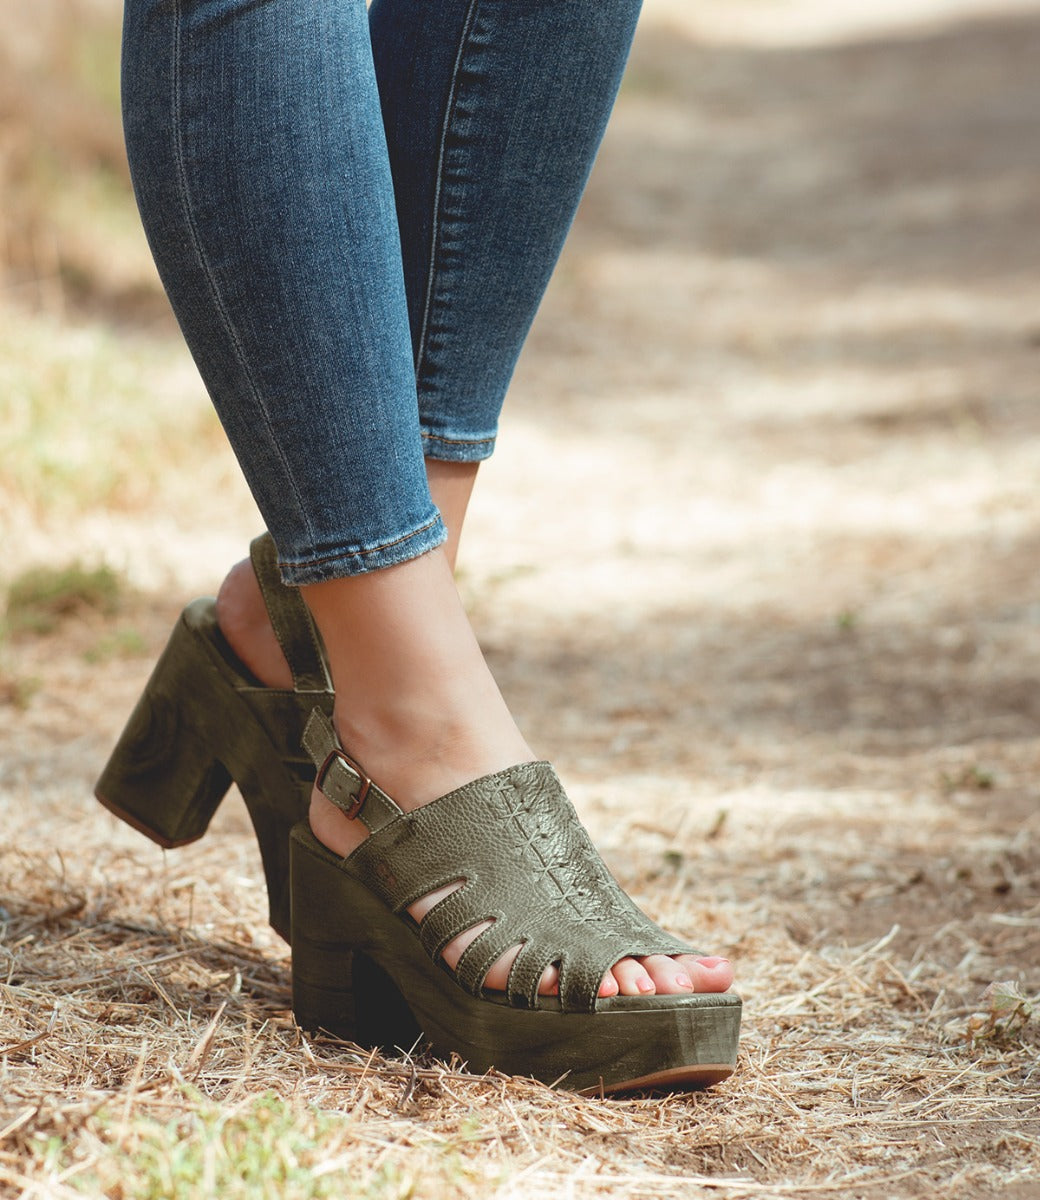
[249,533,331,693]
[303,709,401,834]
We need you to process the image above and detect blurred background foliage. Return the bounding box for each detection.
[0,0,163,321]
[0,2,233,547]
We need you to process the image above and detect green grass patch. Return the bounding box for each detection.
[83,626,148,663]
[36,1091,498,1200]
[63,1094,346,1200]
[5,561,123,636]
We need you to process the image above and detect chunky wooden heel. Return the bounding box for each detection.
[291,922,421,1052]
[95,604,237,847]
[95,534,333,941]
[289,712,741,1093]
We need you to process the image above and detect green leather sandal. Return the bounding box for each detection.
[291,710,741,1094]
[94,534,333,941]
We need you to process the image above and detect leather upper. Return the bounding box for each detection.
[303,709,695,1014]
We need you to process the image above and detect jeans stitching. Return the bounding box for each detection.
[414,0,482,382]
[421,431,495,447]
[280,515,443,568]
[170,0,315,550]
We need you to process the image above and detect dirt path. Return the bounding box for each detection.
[2,2,1039,1196]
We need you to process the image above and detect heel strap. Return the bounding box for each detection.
[303,709,401,834]
[249,533,331,693]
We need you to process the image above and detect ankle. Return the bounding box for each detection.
[215,558,294,689]
[331,702,533,810]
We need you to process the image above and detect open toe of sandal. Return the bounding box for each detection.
[290,710,741,1094]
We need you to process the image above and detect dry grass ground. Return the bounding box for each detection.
[2,1,1039,1196]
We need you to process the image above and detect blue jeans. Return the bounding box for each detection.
[122,0,642,583]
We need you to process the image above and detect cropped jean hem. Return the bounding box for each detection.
[278,513,447,585]
[421,429,497,462]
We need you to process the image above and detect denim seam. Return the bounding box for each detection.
[414,0,482,381]
[169,0,315,550]
[280,514,443,568]
[420,430,495,447]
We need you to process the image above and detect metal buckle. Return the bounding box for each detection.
[315,748,371,821]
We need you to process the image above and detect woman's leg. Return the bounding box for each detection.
[124,0,731,999]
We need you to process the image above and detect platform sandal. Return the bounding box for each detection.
[94,533,333,941]
[290,709,742,1094]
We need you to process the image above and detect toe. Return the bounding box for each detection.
[537,962,560,996]
[677,954,734,993]
[610,957,656,996]
[638,954,734,994]
[598,970,620,998]
[640,954,695,994]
